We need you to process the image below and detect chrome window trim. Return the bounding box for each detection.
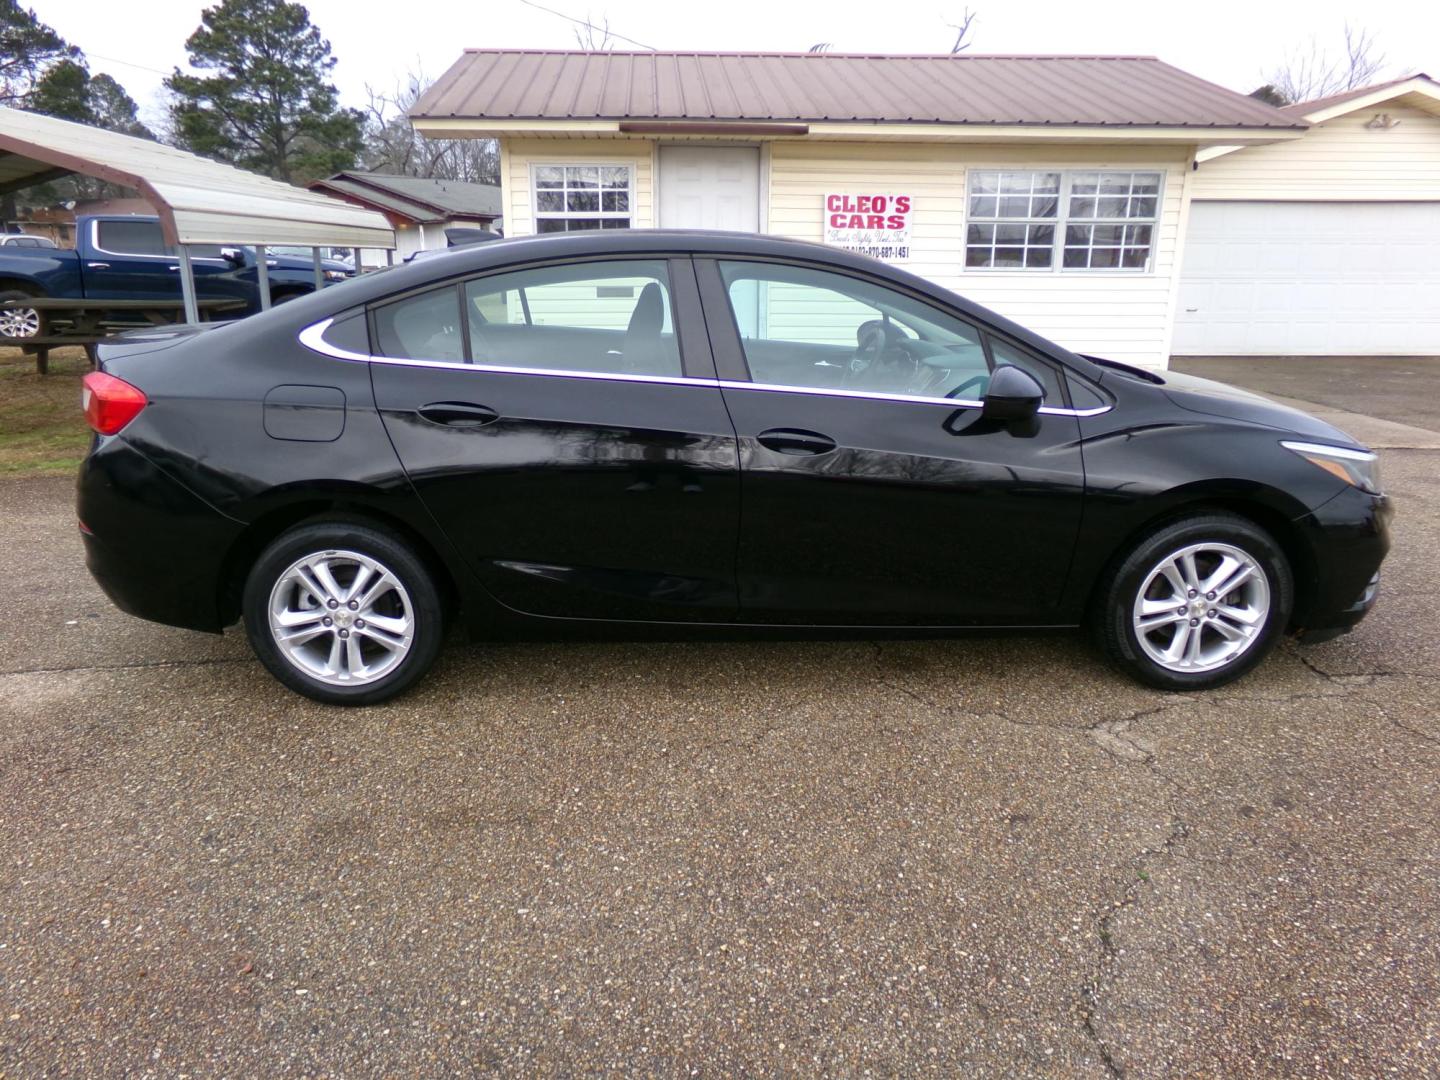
[298,316,712,388]
[90,219,227,263]
[297,316,1112,417]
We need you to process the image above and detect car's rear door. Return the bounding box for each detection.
[366,255,741,621]
[695,257,1088,626]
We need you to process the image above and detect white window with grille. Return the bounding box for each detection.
[966,169,1162,272]
[532,164,633,232]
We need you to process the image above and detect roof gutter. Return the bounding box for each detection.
[414,117,1306,147]
[617,121,809,136]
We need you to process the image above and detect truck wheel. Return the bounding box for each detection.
[0,289,44,340]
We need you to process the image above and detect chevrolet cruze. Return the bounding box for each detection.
[77,231,1391,704]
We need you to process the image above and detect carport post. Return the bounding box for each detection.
[312,247,324,291]
[176,244,200,325]
[255,245,272,310]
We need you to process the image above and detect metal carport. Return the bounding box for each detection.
[0,106,395,321]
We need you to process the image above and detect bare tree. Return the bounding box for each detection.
[361,67,498,185]
[1266,24,1386,105]
[807,42,831,54]
[573,11,613,51]
[517,1,653,50]
[947,8,977,53]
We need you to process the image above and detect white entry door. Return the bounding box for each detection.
[658,146,760,231]
[1174,201,1440,355]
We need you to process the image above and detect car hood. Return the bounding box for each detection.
[1159,370,1363,447]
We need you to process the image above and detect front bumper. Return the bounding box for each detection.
[77,436,245,633]
[1293,485,1393,641]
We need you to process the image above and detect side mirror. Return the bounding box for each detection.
[220,246,245,266]
[981,364,1045,423]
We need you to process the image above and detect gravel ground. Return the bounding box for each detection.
[1,444,1437,1075]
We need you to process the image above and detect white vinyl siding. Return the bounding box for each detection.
[1191,102,1440,201]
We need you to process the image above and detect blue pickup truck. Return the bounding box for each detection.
[0,215,352,339]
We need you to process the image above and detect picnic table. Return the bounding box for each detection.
[0,297,248,373]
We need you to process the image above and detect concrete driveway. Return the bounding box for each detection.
[3,387,1438,1074]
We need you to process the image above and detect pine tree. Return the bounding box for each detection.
[166,0,363,184]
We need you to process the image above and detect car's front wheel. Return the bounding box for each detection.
[242,521,444,705]
[1095,513,1292,690]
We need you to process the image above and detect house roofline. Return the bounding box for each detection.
[414,117,1305,146]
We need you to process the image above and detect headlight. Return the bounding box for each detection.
[1281,440,1381,494]
[323,269,348,281]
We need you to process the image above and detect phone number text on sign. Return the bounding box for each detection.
[823,193,913,261]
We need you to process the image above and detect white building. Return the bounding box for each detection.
[409,50,1324,369]
[1178,73,1440,356]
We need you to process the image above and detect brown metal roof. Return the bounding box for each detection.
[1280,72,1437,116]
[412,50,1302,129]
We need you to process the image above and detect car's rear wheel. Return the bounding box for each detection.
[242,521,444,705]
[1095,513,1292,690]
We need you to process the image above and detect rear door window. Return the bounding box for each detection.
[463,260,681,376]
[372,286,466,364]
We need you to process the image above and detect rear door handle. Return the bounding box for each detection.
[756,428,837,455]
[417,401,500,429]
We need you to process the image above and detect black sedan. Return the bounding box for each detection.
[77,231,1391,704]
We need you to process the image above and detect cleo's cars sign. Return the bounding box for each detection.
[823,193,913,261]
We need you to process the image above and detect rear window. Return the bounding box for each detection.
[96,219,169,256]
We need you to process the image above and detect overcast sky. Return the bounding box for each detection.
[41,0,1439,129]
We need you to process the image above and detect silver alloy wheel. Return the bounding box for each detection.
[0,305,40,339]
[1131,541,1271,674]
[267,549,415,686]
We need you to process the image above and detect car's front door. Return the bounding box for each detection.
[696,257,1087,626]
[366,256,741,621]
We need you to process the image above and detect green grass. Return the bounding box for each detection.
[0,347,93,476]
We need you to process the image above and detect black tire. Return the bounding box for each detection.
[0,288,44,341]
[1093,512,1293,691]
[242,521,445,705]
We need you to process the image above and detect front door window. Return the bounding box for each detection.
[716,260,1063,403]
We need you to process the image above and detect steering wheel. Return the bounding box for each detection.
[849,319,918,390]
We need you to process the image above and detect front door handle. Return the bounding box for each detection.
[86,261,110,270]
[417,401,500,429]
[756,428,838,455]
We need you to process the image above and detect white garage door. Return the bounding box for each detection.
[1173,201,1440,355]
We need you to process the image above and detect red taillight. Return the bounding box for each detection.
[81,371,147,435]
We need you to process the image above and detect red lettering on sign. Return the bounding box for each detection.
[886,214,905,229]
[894,196,911,213]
